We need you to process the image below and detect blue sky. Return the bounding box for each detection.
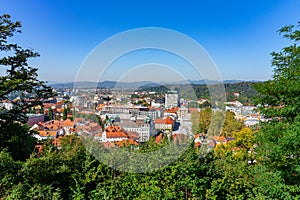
[1,0,300,82]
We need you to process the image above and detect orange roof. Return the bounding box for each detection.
[43,103,55,108]
[106,132,128,139]
[56,108,64,113]
[52,137,63,146]
[218,136,227,143]
[115,139,138,147]
[38,130,57,137]
[195,142,201,147]
[94,132,102,137]
[155,116,175,125]
[165,107,179,113]
[155,134,164,144]
[105,126,123,133]
[63,119,74,127]
[208,136,227,143]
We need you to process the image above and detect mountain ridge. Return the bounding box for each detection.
[48,80,261,89]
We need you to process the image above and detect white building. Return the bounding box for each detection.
[101,126,128,142]
[114,118,154,142]
[165,90,179,109]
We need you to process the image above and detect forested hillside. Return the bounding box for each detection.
[140,81,258,104]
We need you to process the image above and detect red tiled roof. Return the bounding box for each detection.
[63,119,74,127]
[105,126,124,132]
[208,136,227,143]
[106,132,128,139]
[38,130,57,137]
[165,107,179,113]
[155,116,175,125]
[115,139,138,147]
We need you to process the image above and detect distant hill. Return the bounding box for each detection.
[49,80,260,89]
[137,81,259,104]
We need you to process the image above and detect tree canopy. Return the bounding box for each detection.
[254,22,300,122]
[0,14,53,160]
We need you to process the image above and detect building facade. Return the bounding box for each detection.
[165,90,179,109]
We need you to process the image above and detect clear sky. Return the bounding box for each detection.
[1,0,300,82]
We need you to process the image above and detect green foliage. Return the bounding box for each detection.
[0,136,217,199]
[74,113,98,122]
[254,22,300,122]
[139,82,258,103]
[0,14,53,160]
[198,108,213,133]
[48,108,53,120]
[0,150,21,197]
[63,107,68,120]
[0,123,37,161]
[253,22,300,199]
[221,111,244,137]
[192,109,243,137]
[0,14,53,124]
[256,115,300,186]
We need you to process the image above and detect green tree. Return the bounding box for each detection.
[253,22,300,198]
[221,111,244,137]
[0,14,53,160]
[48,108,53,120]
[198,108,212,133]
[63,107,67,120]
[254,22,300,122]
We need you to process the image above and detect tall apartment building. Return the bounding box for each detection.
[165,90,179,109]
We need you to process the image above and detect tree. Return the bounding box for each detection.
[198,108,212,133]
[253,22,300,198]
[254,22,300,122]
[63,107,67,120]
[48,108,53,120]
[0,14,53,160]
[221,111,244,137]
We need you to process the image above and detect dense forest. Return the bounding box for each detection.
[139,82,258,104]
[1,14,300,199]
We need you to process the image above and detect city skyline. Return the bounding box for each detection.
[1,0,300,82]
